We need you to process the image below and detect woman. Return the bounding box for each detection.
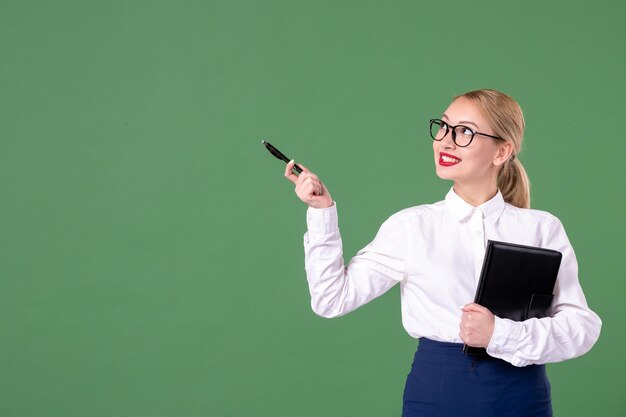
[283,89,601,416]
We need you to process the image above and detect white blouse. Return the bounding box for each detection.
[303,188,601,367]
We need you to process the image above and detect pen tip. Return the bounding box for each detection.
[261,140,266,144]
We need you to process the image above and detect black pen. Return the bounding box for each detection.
[261,140,303,174]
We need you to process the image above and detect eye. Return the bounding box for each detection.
[461,126,474,136]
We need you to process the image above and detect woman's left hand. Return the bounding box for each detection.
[459,303,495,348]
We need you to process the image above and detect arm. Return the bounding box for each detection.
[304,203,406,318]
[283,160,405,318]
[486,217,602,367]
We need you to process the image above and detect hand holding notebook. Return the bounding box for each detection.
[463,240,563,355]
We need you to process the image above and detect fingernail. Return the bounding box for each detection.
[459,304,466,309]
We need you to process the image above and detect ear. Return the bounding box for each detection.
[493,142,514,167]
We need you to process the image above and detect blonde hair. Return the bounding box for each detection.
[455,89,531,209]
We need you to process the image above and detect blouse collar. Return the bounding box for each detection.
[444,187,506,224]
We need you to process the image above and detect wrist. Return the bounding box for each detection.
[309,198,334,209]
[306,201,338,234]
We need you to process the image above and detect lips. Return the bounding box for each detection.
[439,152,461,167]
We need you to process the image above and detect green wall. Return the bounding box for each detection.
[1,1,624,416]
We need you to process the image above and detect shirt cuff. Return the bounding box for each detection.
[306,202,338,235]
[486,316,523,358]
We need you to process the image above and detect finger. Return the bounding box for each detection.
[299,176,319,191]
[284,160,300,183]
[302,177,323,196]
[296,162,312,173]
[461,303,489,314]
[298,181,321,200]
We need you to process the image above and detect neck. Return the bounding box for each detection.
[452,181,498,207]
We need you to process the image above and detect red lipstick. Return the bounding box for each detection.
[439,152,462,167]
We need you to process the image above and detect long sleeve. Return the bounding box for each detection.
[303,202,407,318]
[486,217,602,366]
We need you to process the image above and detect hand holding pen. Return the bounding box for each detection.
[262,140,333,209]
[284,160,333,209]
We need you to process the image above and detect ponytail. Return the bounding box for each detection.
[497,158,530,209]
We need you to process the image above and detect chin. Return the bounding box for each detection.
[435,167,457,181]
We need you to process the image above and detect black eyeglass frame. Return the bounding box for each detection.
[429,118,505,147]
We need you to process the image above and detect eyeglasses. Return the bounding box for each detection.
[429,119,505,147]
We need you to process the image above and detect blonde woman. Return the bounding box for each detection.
[284,89,601,417]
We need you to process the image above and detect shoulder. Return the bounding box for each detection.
[505,203,559,220]
[371,202,444,240]
[502,203,565,234]
[384,200,446,224]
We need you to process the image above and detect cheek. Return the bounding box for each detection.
[463,155,496,176]
[476,152,497,167]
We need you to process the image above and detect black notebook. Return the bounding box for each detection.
[463,240,563,356]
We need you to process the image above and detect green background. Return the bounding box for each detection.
[1,1,624,416]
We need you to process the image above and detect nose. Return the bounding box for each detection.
[440,129,456,149]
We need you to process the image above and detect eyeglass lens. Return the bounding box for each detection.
[430,120,474,147]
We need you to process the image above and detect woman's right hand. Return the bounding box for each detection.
[284,160,334,209]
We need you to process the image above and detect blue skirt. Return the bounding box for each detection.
[402,339,552,417]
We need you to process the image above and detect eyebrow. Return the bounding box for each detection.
[442,114,480,130]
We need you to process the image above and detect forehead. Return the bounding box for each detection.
[443,97,490,130]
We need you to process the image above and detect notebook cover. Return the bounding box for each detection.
[463,240,562,356]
